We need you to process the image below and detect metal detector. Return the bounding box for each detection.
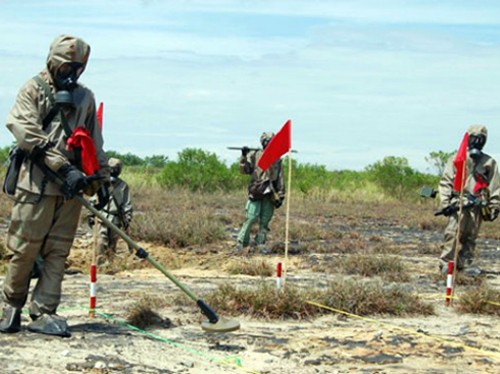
[38,163,240,333]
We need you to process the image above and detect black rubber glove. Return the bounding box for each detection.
[274,198,284,208]
[490,208,499,222]
[93,184,110,210]
[59,164,87,198]
[241,146,250,157]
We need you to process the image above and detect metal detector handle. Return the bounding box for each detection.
[35,161,203,304]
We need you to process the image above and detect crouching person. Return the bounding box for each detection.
[89,158,133,265]
[0,35,109,337]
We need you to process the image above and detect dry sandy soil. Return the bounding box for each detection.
[0,208,499,374]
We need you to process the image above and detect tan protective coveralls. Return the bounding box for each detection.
[3,35,108,317]
[438,127,500,270]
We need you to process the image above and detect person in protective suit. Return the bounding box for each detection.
[0,35,109,337]
[235,132,285,254]
[438,125,500,274]
[89,158,133,264]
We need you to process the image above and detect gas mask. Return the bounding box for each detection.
[110,166,120,178]
[260,132,274,149]
[53,62,83,107]
[54,62,83,91]
[468,134,486,160]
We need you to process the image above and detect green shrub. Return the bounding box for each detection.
[366,156,439,200]
[156,148,243,192]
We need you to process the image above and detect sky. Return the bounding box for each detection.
[1,0,500,173]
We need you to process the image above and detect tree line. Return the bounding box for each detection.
[0,145,454,200]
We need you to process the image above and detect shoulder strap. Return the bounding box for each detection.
[32,75,82,169]
[32,75,73,138]
[32,75,59,131]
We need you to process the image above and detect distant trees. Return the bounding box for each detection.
[425,151,454,176]
[0,146,446,200]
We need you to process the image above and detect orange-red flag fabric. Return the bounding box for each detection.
[66,127,100,176]
[453,132,469,192]
[257,119,292,172]
[96,102,104,129]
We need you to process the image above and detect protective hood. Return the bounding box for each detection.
[108,157,122,177]
[46,34,90,80]
[260,132,274,147]
[468,125,488,141]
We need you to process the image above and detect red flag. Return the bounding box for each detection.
[453,132,469,192]
[67,127,100,176]
[257,119,292,172]
[96,102,104,129]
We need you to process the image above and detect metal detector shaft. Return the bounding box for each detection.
[79,196,219,323]
[227,146,298,153]
[78,196,198,300]
[36,162,220,323]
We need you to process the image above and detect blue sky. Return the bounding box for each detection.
[1,0,500,172]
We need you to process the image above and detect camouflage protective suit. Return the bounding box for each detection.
[1,35,108,332]
[438,125,500,271]
[236,132,285,249]
[92,159,133,261]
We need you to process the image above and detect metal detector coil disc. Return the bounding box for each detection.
[201,318,240,333]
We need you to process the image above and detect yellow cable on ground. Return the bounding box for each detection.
[305,300,500,361]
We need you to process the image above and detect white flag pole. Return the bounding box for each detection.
[283,150,292,287]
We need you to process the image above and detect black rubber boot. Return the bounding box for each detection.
[0,305,22,333]
[27,314,71,338]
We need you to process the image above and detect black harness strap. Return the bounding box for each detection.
[32,76,82,169]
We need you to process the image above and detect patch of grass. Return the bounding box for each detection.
[125,295,173,329]
[206,282,319,320]
[320,279,434,316]
[130,208,227,247]
[371,243,402,255]
[419,218,444,231]
[226,259,274,277]
[456,286,500,316]
[336,254,410,282]
[206,280,434,319]
[415,243,440,255]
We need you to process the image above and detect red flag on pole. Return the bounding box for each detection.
[453,132,469,192]
[96,102,104,129]
[257,119,292,172]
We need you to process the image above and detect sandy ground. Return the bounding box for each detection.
[0,218,499,373]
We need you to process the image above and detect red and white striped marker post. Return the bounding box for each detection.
[89,263,97,317]
[276,262,282,290]
[445,260,454,306]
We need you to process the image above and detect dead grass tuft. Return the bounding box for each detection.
[125,295,173,329]
[328,254,411,282]
[131,209,227,248]
[206,280,434,319]
[226,258,274,277]
[419,219,444,231]
[456,286,500,316]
